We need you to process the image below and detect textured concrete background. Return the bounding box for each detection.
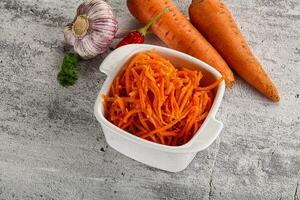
[0,0,299,199]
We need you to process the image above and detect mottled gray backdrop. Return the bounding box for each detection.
[0,0,299,199]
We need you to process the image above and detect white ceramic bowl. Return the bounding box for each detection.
[94,44,225,172]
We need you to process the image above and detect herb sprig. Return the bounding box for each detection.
[57,53,81,87]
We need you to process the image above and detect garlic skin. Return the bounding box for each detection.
[64,0,118,59]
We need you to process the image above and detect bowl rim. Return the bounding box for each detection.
[94,44,225,153]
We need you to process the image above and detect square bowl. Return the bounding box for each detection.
[94,44,225,172]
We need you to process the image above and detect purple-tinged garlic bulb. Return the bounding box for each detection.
[64,0,118,59]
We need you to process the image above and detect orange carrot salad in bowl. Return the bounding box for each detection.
[103,51,223,146]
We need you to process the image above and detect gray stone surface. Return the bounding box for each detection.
[0,0,299,199]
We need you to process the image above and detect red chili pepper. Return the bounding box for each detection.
[116,8,169,48]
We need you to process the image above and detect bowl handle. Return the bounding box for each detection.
[100,44,145,75]
[185,118,223,152]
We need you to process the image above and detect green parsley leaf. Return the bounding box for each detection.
[57,53,81,87]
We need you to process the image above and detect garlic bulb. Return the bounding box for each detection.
[64,0,118,59]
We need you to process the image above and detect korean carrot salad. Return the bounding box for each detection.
[103,51,223,146]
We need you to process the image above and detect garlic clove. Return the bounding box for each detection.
[64,25,76,46]
[74,36,95,59]
[87,1,113,19]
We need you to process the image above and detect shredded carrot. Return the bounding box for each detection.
[103,51,223,146]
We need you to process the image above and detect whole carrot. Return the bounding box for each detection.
[127,0,235,87]
[189,0,280,101]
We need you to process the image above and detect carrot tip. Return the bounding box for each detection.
[224,77,234,88]
[269,92,281,102]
